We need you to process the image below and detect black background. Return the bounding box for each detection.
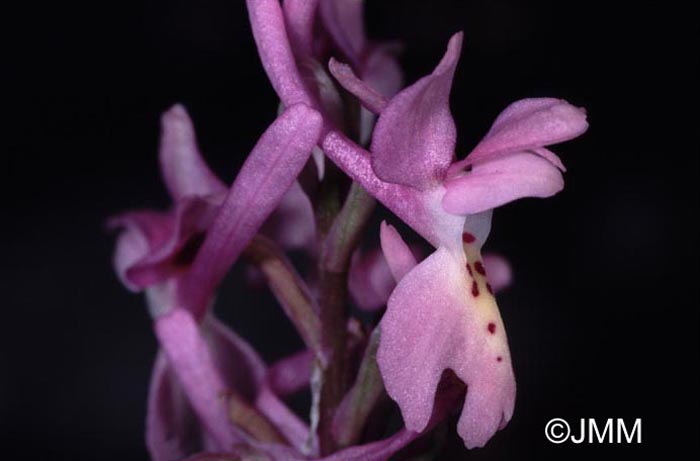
[3,1,698,460]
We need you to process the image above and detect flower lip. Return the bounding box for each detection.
[377,245,516,446]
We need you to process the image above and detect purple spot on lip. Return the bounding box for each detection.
[487,322,496,334]
[474,261,486,275]
[462,232,475,244]
[497,356,503,362]
[471,281,480,297]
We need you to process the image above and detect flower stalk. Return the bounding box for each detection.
[316,181,376,454]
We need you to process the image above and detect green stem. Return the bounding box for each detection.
[323,183,376,271]
[316,182,377,454]
[316,269,348,455]
[332,328,386,448]
[314,165,343,240]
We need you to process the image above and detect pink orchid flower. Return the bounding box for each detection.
[110,103,323,459]
[246,1,587,447]
[332,34,587,447]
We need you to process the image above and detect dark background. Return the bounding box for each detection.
[3,0,698,460]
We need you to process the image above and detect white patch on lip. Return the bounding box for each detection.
[420,185,466,250]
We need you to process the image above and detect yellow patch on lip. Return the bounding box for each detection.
[462,234,502,338]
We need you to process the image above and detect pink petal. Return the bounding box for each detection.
[482,254,512,292]
[369,33,462,190]
[328,58,388,114]
[377,247,515,448]
[109,196,222,290]
[111,215,155,291]
[467,98,588,164]
[146,353,200,461]
[262,181,316,251]
[267,350,313,397]
[247,0,314,107]
[159,105,227,201]
[282,0,319,57]
[180,104,323,318]
[361,44,404,100]
[348,247,395,311]
[358,44,403,144]
[379,221,417,282]
[532,146,566,172]
[319,0,366,66]
[154,308,243,451]
[442,151,565,215]
[327,51,401,144]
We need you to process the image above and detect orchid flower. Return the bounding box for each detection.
[332,33,587,447]
[246,1,588,447]
[110,103,323,459]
